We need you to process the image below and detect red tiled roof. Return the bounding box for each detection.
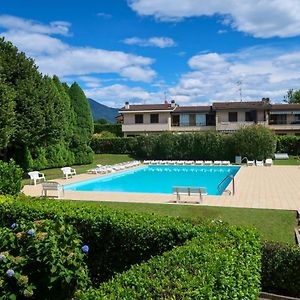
[212,101,270,110]
[173,106,211,113]
[271,104,300,110]
[119,104,174,111]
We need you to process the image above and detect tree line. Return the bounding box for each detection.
[0,38,94,170]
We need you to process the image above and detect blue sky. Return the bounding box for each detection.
[1,0,300,107]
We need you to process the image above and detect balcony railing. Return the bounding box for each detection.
[122,123,170,132]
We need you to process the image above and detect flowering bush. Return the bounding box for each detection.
[0,159,23,195]
[0,217,90,299]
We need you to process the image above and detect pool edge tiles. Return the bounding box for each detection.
[64,165,240,196]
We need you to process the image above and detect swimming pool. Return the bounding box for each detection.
[65,165,240,195]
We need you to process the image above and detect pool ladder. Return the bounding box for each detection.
[217,174,235,196]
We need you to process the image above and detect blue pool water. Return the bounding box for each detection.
[65,165,240,195]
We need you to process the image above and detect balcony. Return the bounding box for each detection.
[122,123,170,132]
[268,123,300,131]
[216,121,267,132]
[171,125,215,131]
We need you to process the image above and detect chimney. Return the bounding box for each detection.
[262,97,270,104]
[170,100,176,108]
[125,101,130,109]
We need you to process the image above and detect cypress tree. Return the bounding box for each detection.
[68,82,94,164]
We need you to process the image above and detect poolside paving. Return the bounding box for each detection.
[23,165,300,210]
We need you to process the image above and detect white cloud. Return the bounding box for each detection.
[0,15,156,82]
[128,0,300,38]
[168,47,300,103]
[96,12,112,19]
[0,15,71,35]
[123,36,176,48]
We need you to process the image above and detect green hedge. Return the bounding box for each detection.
[276,135,300,156]
[91,126,276,160]
[94,124,122,137]
[0,197,198,285]
[0,160,23,195]
[91,136,136,154]
[77,225,261,299]
[262,242,300,298]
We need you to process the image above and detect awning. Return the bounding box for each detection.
[270,111,300,115]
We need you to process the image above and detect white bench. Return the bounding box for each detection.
[41,182,64,198]
[173,186,207,204]
[274,153,289,160]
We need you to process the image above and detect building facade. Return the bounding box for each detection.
[119,99,300,136]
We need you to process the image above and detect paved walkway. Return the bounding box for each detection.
[23,165,300,210]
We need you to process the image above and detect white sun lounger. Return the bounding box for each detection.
[221,161,230,166]
[195,160,203,165]
[256,160,264,167]
[213,161,222,166]
[264,158,273,166]
[247,160,255,166]
[204,160,213,165]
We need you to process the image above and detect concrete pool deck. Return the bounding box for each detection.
[23,165,300,210]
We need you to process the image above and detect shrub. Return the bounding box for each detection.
[276,135,300,155]
[94,124,122,137]
[0,217,90,299]
[91,136,136,154]
[77,225,261,299]
[0,197,198,285]
[262,242,300,298]
[233,125,276,160]
[0,160,23,195]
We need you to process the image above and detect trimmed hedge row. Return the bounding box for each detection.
[77,225,261,299]
[276,135,300,156]
[0,196,198,285]
[93,124,122,136]
[91,126,276,160]
[262,242,300,298]
[91,137,135,154]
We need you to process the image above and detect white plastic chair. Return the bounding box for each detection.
[61,167,76,179]
[28,171,46,185]
[264,158,273,166]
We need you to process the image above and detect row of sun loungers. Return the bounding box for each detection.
[246,159,272,166]
[88,161,141,174]
[143,160,231,166]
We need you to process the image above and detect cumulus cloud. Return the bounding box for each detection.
[0,15,71,35]
[128,0,300,38]
[123,36,176,48]
[168,47,300,103]
[0,15,156,82]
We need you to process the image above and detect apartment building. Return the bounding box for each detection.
[119,99,300,136]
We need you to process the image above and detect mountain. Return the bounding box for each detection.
[87,98,119,123]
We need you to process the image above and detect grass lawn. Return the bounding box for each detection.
[65,200,297,244]
[23,154,133,184]
[273,156,299,165]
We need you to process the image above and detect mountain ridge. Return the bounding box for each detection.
[87,98,119,123]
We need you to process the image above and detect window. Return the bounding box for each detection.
[228,112,238,122]
[245,111,256,122]
[135,114,143,124]
[269,114,287,125]
[150,114,159,123]
[196,114,206,126]
[172,115,180,126]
